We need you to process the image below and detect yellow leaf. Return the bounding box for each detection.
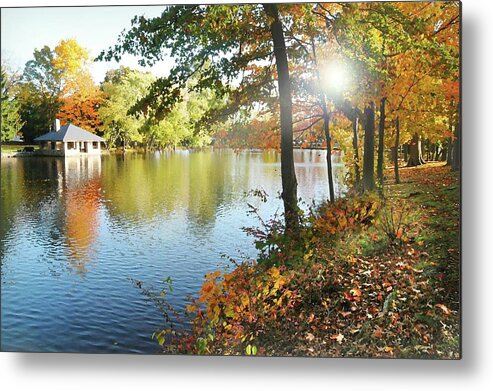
[268,266,280,279]
[185,304,197,313]
[205,270,221,280]
[240,295,250,307]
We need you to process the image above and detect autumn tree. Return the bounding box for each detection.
[313,1,460,189]
[54,39,103,132]
[288,4,337,202]
[18,39,103,139]
[58,83,103,133]
[385,2,460,172]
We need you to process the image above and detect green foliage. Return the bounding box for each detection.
[20,45,62,139]
[97,5,289,135]
[147,84,225,149]
[1,66,24,141]
[15,82,53,142]
[99,67,154,148]
[99,66,225,149]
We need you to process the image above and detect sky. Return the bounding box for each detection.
[1,5,175,83]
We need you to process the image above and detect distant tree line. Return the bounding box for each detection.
[1,38,225,150]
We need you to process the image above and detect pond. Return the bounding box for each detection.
[1,149,345,353]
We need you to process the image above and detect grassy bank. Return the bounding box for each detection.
[0,144,37,153]
[156,163,460,358]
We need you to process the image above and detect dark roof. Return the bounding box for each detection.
[34,124,105,142]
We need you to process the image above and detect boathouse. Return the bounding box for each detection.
[34,122,104,156]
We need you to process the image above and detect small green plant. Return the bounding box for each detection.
[379,201,411,243]
[245,344,258,356]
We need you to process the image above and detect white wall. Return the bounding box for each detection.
[62,141,102,156]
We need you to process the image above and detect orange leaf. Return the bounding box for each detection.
[350,288,362,297]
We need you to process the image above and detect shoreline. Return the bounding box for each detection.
[1,146,341,159]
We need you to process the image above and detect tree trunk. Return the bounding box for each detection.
[407,133,425,167]
[446,136,453,165]
[362,101,376,192]
[403,144,408,163]
[441,143,448,161]
[431,143,437,161]
[310,38,335,202]
[263,3,299,230]
[394,117,400,184]
[352,115,361,188]
[322,110,335,202]
[377,97,386,187]
[452,103,461,171]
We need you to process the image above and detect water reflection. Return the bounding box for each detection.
[63,158,102,274]
[99,150,254,233]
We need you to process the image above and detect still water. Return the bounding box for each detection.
[1,149,345,353]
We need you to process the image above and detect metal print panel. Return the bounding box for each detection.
[0,1,461,358]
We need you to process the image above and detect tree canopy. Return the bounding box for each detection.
[1,65,24,142]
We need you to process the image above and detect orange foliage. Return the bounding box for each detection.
[58,87,103,133]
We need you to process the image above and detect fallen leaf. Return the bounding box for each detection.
[350,288,362,297]
[330,333,345,344]
[343,291,353,301]
[306,333,315,342]
[435,304,451,315]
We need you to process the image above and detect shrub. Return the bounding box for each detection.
[177,262,300,355]
[312,196,380,239]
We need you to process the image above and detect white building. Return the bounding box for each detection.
[34,123,105,156]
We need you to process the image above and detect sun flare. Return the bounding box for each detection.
[321,61,352,96]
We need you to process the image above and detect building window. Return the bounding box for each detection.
[67,142,75,150]
[92,142,99,149]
